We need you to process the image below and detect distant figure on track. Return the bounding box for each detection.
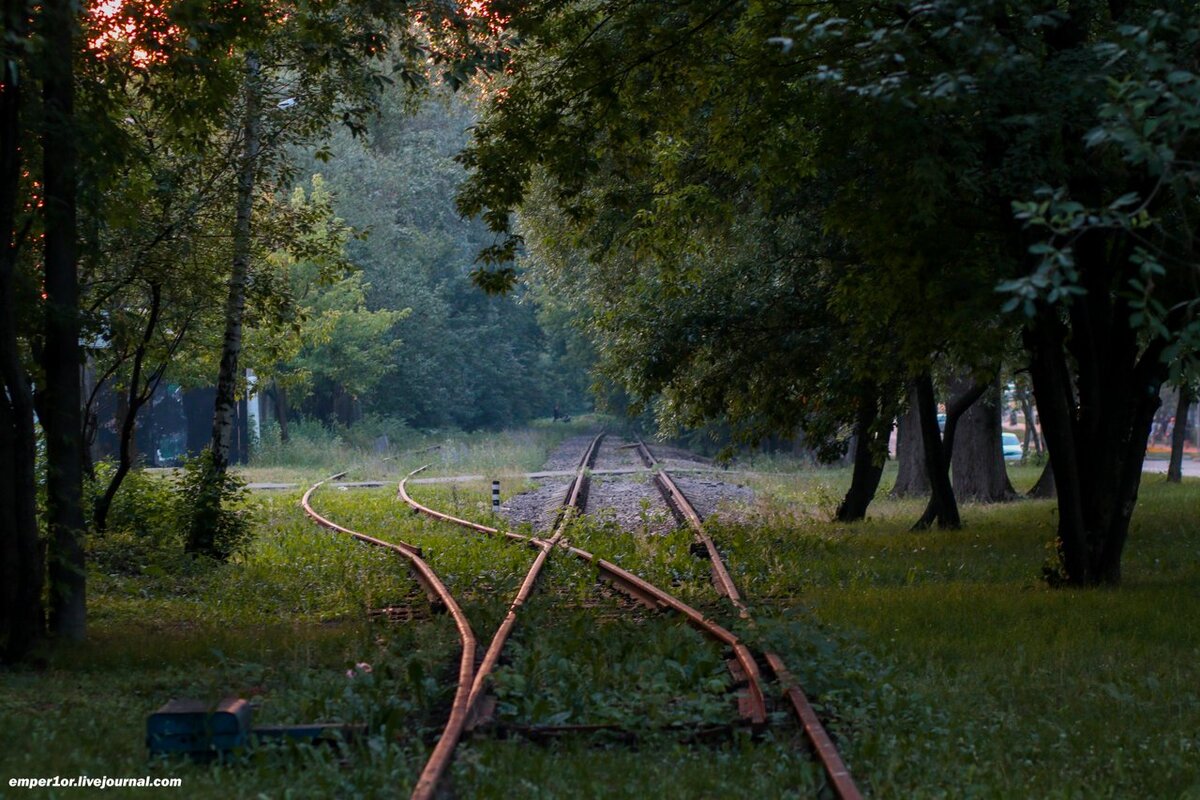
[553,405,561,422]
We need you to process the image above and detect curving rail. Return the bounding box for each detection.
[300,474,477,800]
[635,438,863,800]
[463,432,604,722]
[397,435,769,729]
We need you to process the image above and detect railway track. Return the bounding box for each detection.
[304,432,860,799]
[300,475,476,800]
[635,437,863,800]
[400,437,771,729]
[395,438,796,780]
[461,431,605,728]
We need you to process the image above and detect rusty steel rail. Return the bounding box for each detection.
[300,474,477,800]
[636,438,863,800]
[464,432,604,724]
[398,434,768,728]
[549,539,767,725]
[398,468,526,543]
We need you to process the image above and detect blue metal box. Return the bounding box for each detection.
[146,697,252,756]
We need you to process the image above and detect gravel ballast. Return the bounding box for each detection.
[584,475,678,537]
[502,479,571,532]
[500,433,754,534]
[669,474,755,522]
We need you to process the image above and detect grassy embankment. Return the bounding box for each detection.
[2,438,1197,798]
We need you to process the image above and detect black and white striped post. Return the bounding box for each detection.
[491,480,500,516]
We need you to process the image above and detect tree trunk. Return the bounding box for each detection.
[1026,296,1165,586]
[0,1,45,660]
[40,0,86,640]
[1167,386,1193,483]
[912,372,961,530]
[1028,461,1056,498]
[951,374,1015,502]
[188,53,260,556]
[913,372,989,530]
[94,285,162,532]
[890,389,929,497]
[836,390,891,522]
[1020,388,1042,455]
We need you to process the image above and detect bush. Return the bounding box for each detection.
[87,464,182,575]
[178,451,257,560]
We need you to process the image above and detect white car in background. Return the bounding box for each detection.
[1002,432,1024,461]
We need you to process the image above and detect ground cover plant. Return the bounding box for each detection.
[3,439,1197,797]
[720,468,1200,798]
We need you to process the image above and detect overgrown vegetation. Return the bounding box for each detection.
[243,414,605,478]
[6,441,1198,795]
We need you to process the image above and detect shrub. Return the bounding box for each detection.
[178,451,257,560]
[87,463,182,575]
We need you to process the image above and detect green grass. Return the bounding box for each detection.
[238,415,611,485]
[4,444,1199,798]
[711,469,1200,799]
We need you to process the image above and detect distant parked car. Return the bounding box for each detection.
[1002,432,1024,461]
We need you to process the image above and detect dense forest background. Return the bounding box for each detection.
[286,91,594,432]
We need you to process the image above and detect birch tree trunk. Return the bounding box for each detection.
[187,53,260,556]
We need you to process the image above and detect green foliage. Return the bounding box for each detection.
[457,0,1200,579]
[180,451,257,561]
[294,92,594,430]
[458,0,995,458]
[86,465,183,576]
[247,175,409,417]
[10,436,1200,795]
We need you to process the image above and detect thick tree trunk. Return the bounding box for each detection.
[0,2,45,660]
[188,54,260,556]
[1167,387,1193,483]
[1028,461,1056,498]
[0,383,45,661]
[912,372,961,530]
[1026,297,1165,586]
[913,373,989,530]
[40,0,86,640]
[890,390,929,497]
[836,390,891,522]
[951,374,1015,502]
